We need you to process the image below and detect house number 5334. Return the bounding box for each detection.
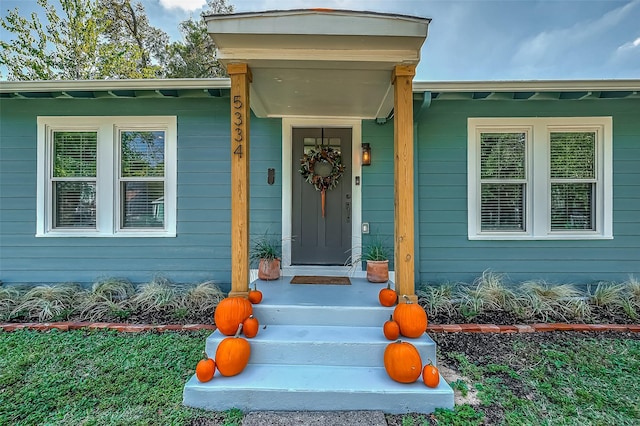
[233,95,243,157]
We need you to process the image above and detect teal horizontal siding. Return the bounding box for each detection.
[415,97,640,284]
[0,97,282,289]
[361,121,395,266]
[2,94,638,287]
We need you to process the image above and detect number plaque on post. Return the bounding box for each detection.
[228,63,252,298]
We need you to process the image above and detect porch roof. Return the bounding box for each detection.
[204,9,431,119]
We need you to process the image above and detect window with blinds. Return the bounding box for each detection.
[52,132,97,228]
[468,117,611,240]
[479,132,526,231]
[38,116,176,237]
[119,130,165,229]
[550,132,596,231]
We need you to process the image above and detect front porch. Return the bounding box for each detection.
[183,277,454,413]
[182,9,453,415]
[206,9,430,302]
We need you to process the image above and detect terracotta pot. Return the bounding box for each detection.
[258,258,281,280]
[366,260,389,283]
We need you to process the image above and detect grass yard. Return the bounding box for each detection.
[1,329,639,425]
[0,329,238,425]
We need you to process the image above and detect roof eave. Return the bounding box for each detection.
[1,78,638,97]
[0,78,231,94]
[413,79,640,93]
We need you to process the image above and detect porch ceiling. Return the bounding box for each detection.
[205,10,430,119]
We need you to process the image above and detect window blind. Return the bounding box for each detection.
[480,132,526,231]
[480,133,526,179]
[120,131,165,177]
[550,132,595,179]
[52,132,97,228]
[122,181,164,228]
[120,130,165,229]
[53,132,97,177]
[53,182,96,228]
[550,132,596,231]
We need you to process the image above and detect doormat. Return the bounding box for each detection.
[290,276,351,285]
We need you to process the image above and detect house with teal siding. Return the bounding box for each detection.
[1,9,640,414]
[1,10,639,291]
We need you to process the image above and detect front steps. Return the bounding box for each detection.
[183,278,454,414]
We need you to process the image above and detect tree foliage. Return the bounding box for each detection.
[166,0,233,78]
[99,0,169,78]
[0,0,232,80]
[1,0,105,80]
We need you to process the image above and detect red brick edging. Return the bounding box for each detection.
[0,321,638,333]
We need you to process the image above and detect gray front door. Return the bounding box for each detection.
[291,128,352,265]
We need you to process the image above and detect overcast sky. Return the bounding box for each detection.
[2,0,639,81]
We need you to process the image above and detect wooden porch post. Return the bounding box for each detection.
[228,63,252,298]
[392,64,417,303]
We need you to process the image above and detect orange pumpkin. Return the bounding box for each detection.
[195,351,216,382]
[393,295,428,338]
[215,323,251,377]
[243,315,259,338]
[248,283,263,304]
[422,360,440,388]
[214,296,253,336]
[383,315,400,340]
[378,282,397,307]
[384,340,422,383]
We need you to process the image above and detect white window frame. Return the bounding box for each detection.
[37,116,177,237]
[468,117,612,240]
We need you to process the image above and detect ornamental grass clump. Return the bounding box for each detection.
[130,277,180,314]
[621,276,640,319]
[12,283,84,322]
[0,285,21,321]
[417,283,456,317]
[473,271,519,312]
[518,281,580,321]
[91,278,135,302]
[587,281,629,320]
[567,297,592,320]
[80,278,135,321]
[179,281,225,314]
[590,281,625,308]
[459,271,518,317]
[625,275,640,305]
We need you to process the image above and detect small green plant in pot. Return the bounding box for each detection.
[363,237,390,283]
[250,233,282,281]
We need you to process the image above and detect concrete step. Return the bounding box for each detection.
[183,363,454,414]
[183,278,454,414]
[251,304,393,327]
[205,326,438,367]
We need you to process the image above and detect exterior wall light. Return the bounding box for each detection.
[362,143,371,166]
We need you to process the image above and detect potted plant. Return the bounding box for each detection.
[249,233,282,281]
[363,237,390,283]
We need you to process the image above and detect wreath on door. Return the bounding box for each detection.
[299,147,346,217]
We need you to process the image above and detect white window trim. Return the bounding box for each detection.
[468,117,612,240]
[36,116,177,237]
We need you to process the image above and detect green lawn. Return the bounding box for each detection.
[0,330,237,425]
[1,330,638,425]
